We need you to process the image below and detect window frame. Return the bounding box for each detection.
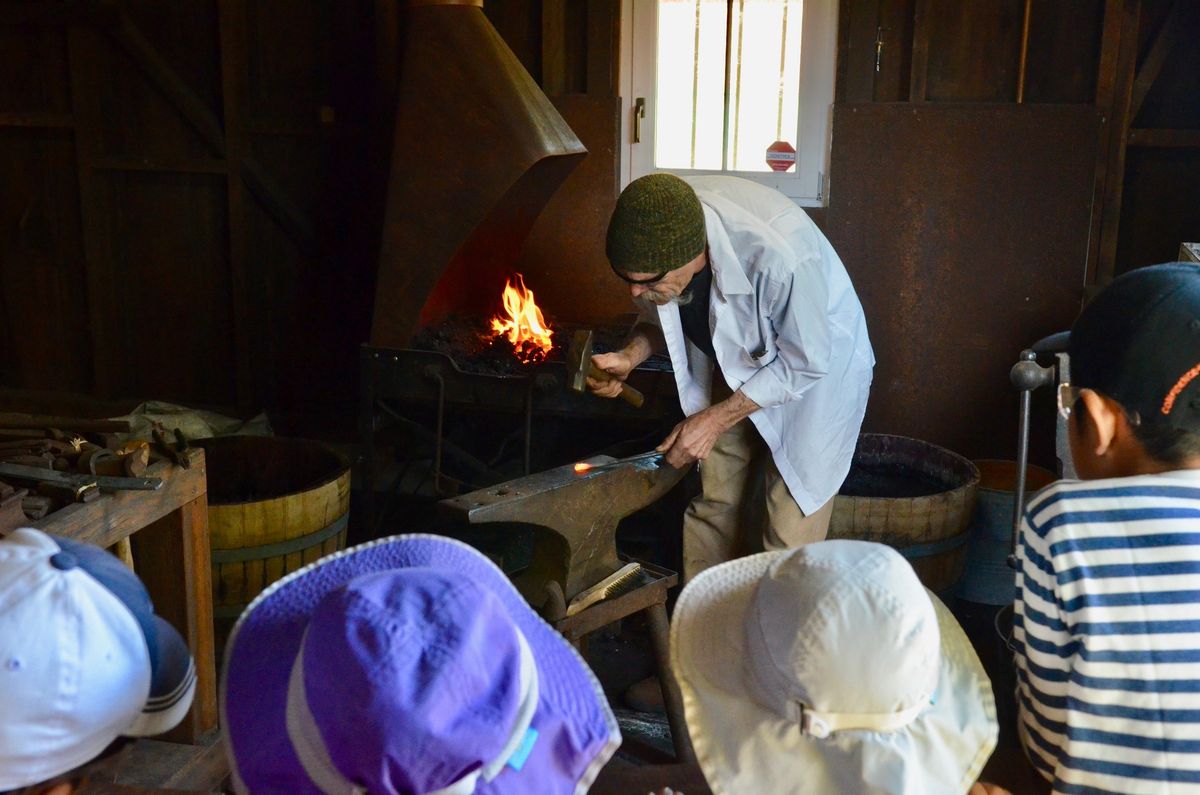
[619,0,837,206]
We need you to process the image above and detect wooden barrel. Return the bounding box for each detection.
[829,434,980,595]
[193,436,351,648]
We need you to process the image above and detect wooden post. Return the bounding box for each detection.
[908,0,932,101]
[132,495,218,744]
[1085,0,1139,287]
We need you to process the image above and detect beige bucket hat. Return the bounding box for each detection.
[671,540,997,795]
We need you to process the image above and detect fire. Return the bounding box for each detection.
[573,462,592,473]
[489,273,554,363]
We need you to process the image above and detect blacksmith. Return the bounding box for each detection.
[591,174,874,580]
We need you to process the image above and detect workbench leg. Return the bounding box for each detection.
[646,601,695,764]
[132,496,218,743]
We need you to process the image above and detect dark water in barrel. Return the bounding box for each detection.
[839,462,950,498]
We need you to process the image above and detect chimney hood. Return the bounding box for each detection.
[371,0,588,348]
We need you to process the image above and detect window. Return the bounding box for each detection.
[620,0,837,205]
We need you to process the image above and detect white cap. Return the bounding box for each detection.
[0,528,196,789]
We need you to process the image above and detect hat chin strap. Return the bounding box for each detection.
[795,696,932,740]
[284,628,540,795]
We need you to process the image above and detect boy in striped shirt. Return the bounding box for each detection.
[1015,262,1200,794]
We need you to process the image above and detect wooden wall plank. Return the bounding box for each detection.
[924,0,1024,102]
[541,0,567,95]
[0,129,92,392]
[908,0,931,100]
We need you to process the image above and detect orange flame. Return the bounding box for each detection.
[573,462,592,473]
[490,274,554,363]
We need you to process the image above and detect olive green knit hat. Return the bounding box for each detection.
[606,174,707,277]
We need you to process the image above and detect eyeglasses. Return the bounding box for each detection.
[1057,383,1081,419]
[1057,382,1141,426]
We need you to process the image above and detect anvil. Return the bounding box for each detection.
[439,451,685,607]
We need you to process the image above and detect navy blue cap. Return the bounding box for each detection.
[52,535,197,731]
[1071,262,1200,432]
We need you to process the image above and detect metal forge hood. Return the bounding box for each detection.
[371,0,587,347]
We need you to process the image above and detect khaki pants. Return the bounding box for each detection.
[682,383,832,581]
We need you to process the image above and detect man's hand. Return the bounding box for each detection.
[657,390,760,468]
[969,783,1012,795]
[587,351,634,399]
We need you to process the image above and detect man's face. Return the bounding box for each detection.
[623,251,706,308]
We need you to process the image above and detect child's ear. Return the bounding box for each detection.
[1078,388,1122,458]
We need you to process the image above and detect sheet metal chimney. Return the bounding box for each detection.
[371,0,587,347]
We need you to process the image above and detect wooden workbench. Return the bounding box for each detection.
[29,447,217,745]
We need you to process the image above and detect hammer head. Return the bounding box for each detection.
[566,329,594,393]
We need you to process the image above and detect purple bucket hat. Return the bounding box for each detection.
[220,535,620,794]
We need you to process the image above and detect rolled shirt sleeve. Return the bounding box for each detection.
[738,259,832,409]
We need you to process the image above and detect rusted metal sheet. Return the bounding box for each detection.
[825,103,1099,466]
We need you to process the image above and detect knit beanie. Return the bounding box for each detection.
[606,174,707,276]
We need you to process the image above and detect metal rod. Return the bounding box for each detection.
[1016,0,1033,103]
[523,380,535,475]
[1012,386,1033,563]
[432,372,447,495]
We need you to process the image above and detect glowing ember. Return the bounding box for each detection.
[573,462,592,473]
[489,273,554,363]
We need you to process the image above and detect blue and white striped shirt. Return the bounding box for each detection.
[1015,470,1200,794]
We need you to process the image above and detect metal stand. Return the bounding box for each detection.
[551,560,695,765]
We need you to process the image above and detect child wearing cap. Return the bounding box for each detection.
[1014,262,1200,793]
[220,533,621,794]
[0,528,197,795]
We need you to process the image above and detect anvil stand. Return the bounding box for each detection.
[440,453,697,765]
[553,559,693,765]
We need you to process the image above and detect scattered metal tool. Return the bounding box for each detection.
[0,463,163,495]
[152,428,191,469]
[566,329,645,408]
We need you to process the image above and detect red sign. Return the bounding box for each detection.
[765,140,796,172]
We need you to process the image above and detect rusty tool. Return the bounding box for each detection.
[0,413,132,434]
[439,450,682,607]
[566,329,645,408]
[0,463,162,494]
[151,428,190,469]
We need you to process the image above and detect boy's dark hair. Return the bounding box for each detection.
[1133,421,1200,467]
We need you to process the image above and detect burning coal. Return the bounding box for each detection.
[489,274,554,363]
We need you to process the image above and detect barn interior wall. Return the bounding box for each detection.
[0,0,1195,466]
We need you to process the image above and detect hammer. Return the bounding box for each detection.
[566,330,645,408]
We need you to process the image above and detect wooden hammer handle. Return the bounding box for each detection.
[588,363,645,408]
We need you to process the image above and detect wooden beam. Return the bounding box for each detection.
[101,7,318,256]
[89,156,228,174]
[0,112,73,128]
[1093,0,1140,286]
[542,0,567,95]
[104,9,227,157]
[1129,0,1186,121]
[1127,128,1200,148]
[908,0,932,101]
[1084,0,1139,287]
[218,0,256,413]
